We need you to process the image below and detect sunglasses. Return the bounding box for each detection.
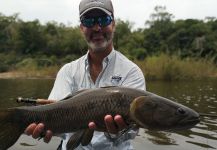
[81,15,113,28]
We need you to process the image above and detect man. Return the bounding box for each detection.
[25,0,146,149]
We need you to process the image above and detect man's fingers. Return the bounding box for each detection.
[24,123,37,135]
[88,115,127,134]
[104,115,118,134]
[88,122,96,130]
[32,123,45,139]
[114,115,127,130]
[43,130,53,143]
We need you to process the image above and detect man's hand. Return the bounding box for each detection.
[88,114,127,134]
[25,114,126,143]
[24,99,54,143]
[24,123,53,143]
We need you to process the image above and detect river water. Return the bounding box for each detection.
[0,79,216,150]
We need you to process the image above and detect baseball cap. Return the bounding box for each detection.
[79,0,114,18]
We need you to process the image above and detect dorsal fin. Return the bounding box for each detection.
[100,86,118,88]
[60,89,88,101]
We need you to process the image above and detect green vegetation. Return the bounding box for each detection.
[0,6,217,80]
[136,54,217,80]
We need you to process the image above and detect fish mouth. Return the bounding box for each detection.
[179,111,200,127]
[176,117,200,130]
[183,118,200,125]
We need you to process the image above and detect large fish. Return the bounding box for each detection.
[0,87,199,150]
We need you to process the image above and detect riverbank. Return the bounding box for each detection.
[0,71,55,79]
[136,54,217,80]
[0,66,60,79]
[0,54,216,80]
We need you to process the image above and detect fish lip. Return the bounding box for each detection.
[184,118,200,125]
[168,115,200,131]
[181,116,200,124]
[176,118,200,130]
[179,111,200,125]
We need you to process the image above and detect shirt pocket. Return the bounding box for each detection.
[100,75,123,87]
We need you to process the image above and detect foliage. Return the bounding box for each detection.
[136,54,217,80]
[0,6,217,78]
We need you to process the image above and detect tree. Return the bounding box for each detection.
[15,20,46,54]
[0,13,20,52]
[144,6,175,55]
[113,19,132,50]
[145,6,174,27]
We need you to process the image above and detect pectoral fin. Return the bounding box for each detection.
[66,129,94,150]
[66,130,85,150]
[81,129,94,146]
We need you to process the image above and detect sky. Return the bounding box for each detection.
[0,0,217,29]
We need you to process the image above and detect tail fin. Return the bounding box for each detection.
[0,109,23,150]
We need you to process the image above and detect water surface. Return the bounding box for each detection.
[0,79,216,150]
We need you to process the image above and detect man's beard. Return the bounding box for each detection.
[85,31,114,52]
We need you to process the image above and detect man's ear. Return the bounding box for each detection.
[80,24,83,31]
[112,20,116,31]
[80,23,85,33]
[112,20,115,27]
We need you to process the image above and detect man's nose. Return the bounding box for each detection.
[92,23,102,31]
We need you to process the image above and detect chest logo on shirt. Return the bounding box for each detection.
[111,75,122,85]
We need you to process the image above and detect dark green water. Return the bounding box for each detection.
[0,79,216,150]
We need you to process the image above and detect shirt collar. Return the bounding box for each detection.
[84,48,116,69]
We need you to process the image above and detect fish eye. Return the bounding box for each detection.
[177,108,186,115]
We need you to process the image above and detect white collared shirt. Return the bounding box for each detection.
[49,49,146,150]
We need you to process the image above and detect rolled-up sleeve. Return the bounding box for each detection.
[48,64,74,100]
[122,66,146,91]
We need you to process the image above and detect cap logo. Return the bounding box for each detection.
[88,0,104,6]
[89,0,103,4]
[79,0,113,17]
[90,0,102,2]
[86,0,104,7]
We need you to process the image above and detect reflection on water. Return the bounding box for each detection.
[0,79,216,150]
[135,80,217,150]
[0,79,54,108]
[143,130,178,145]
